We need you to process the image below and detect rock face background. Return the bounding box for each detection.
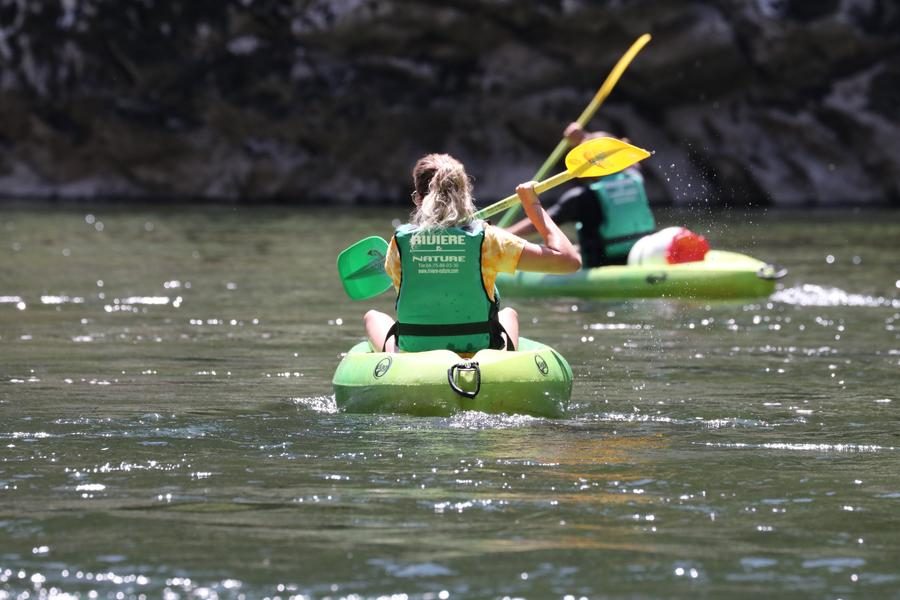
[0,0,898,207]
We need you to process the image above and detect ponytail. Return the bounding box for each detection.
[410,154,476,230]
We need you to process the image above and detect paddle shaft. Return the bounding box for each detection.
[539,32,652,181]
[496,33,652,227]
[474,170,573,221]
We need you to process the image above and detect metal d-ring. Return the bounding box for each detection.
[447,361,481,398]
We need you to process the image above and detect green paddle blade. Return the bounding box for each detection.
[337,236,392,300]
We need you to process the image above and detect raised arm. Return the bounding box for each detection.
[514,181,581,273]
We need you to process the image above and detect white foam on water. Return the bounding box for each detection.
[448,411,539,429]
[588,322,650,331]
[773,284,900,308]
[699,441,895,453]
[599,412,772,429]
[116,296,171,305]
[41,295,85,304]
[290,395,338,414]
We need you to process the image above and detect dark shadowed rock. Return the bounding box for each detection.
[0,0,897,207]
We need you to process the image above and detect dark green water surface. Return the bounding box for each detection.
[1,206,898,599]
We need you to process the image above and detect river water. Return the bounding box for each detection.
[1,205,898,599]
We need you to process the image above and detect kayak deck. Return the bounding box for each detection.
[496,250,786,300]
[332,337,573,418]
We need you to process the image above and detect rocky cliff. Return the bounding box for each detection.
[0,0,897,207]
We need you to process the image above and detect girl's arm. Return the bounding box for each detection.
[514,181,581,273]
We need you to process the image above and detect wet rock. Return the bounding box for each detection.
[0,0,896,207]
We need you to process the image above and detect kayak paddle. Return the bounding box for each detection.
[496,32,652,227]
[337,136,652,300]
[474,136,651,220]
[336,236,393,301]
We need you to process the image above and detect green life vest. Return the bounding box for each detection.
[394,222,501,353]
[589,169,656,259]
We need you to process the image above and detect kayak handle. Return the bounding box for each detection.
[447,361,481,398]
[758,263,788,280]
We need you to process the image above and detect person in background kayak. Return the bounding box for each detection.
[506,122,656,268]
[365,153,581,354]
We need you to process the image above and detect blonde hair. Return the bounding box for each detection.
[410,153,476,230]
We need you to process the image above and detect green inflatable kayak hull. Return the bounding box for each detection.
[332,337,573,418]
[496,250,785,300]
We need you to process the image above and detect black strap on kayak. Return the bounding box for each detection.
[447,361,481,398]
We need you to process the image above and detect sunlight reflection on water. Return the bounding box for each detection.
[2,208,899,598]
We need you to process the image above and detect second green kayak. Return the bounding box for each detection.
[496,250,785,300]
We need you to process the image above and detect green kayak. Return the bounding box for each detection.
[496,250,785,300]
[332,337,573,418]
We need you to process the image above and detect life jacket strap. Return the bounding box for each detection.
[398,321,493,336]
[498,321,515,351]
[382,321,399,352]
[383,319,514,351]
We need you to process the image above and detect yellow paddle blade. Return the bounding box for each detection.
[475,137,652,220]
[564,137,651,178]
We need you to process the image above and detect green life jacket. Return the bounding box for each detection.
[393,222,502,353]
[589,169,656,259]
